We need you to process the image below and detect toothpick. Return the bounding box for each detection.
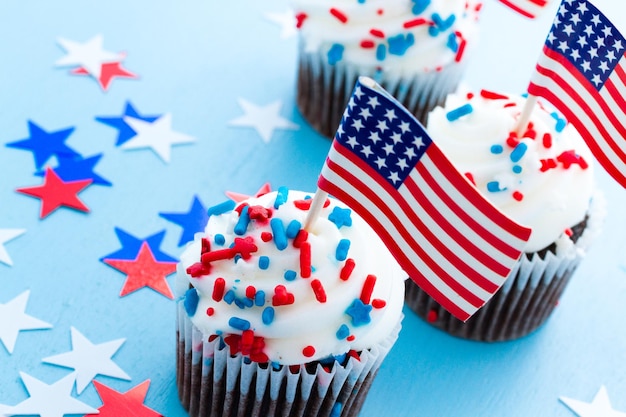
[303,189,329,232]
[514,94,538,135]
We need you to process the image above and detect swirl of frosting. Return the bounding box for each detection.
[291,0,482,75]
[176,189,405,365]
[426,91,595,252]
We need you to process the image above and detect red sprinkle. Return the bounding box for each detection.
[346,335,355,342]
[248,205,272,221]
[186,262,211,278]
[540,158,558,172]
[466,92,474,100]
[557,150,588,169]
[403,18,427,28]
[377,8,383,15]
[360,275,377,305]
[372,299,387,309]
[261,232,273,242]
[295,12,307,29]
[245,285,256,299]
[506,136,520,148]
[302,345,316,357]
[503,102,517,108]
[300,241,312,278]
[241,330,254,355]
[426,309,438,323]
[480,90,508,100]
[212,278,226,302]
[347,350,360,361]
[272,285,295,306]
[293,229,309,248]
[234,203,248,215]
[370,28,385,38]
[311,279,327,303]
[512,191,524,202]
[464,172,476,186]
[339,258,356,281]
[208,334,219,342]
[330,7,348,23]
[523,129,537,140]
[201,238,211,254]
[564,228,573,237]
[360,40,376,49]
[206,307,214,316]
[542,133,553,149]
[454,34,467,63]
[293,198,330,210]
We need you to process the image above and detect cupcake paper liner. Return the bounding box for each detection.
[176,302,402,417]
[404,192,606,342]
[296,46,466,138]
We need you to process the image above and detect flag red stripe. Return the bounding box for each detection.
[498,0,535,18]
[529,0,548,5]
[605,79,626,118]
[615,58,626,85]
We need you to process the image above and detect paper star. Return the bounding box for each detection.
[10,372,98,417]
[42,327,130,394]
[103,242,176,298]
[84,380,162,417]
[120,113,196,162]
[0,229,26,266]
[55,34,122,78]
[159,195,209,246]
[6,121,79,169]
[71,60,138,91]
[100,228,177,262]
[265,10,297,39]
[35,154,111,186]
[560,386,626,417]
[225,183,272,203]
[0,291,52,354]
[95,101,161,146]
[229,99,298,143]
[16,167,91,218]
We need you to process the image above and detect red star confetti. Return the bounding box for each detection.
[103,242,176,299]
[84,380,162,417]
[225,182,272,203]
[15,167,91,218]
[71,61,138,91]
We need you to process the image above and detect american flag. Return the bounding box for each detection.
[318,77,531,321]
[498,0,551,19]
[528,0,626,188]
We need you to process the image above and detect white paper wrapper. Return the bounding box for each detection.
[296,45,467,138]
[405,191,606,342]
[177,302,402,417]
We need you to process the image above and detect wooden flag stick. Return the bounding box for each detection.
[303,189,329,232]
[514,94,538,135]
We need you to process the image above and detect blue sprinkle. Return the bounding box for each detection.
[512,165,523,174]
[214,234,225,246]
[487,181,507,192]
[333,352,347,364]
[229,317,251,331]
[411,0,431,15]
[270,218,288,250]
[234,205,250,235]
[207,200,236,217]
[262,307,275,325]
[327,44,344,65]
[376,44,387,61]
[490,145,504,154]
[510,142,528,163]
[255,290,266,307]
[271,362,281,370]
[234,298,246,309]
[274,186,289,209]
[336,324,350,340]
[243,297,254,308]
[432,13,456,30]
[551,112,567,132]
[388,33,415,56]
[223,290,236,305]
[428,25,440,36]
[336,239,351,261]
[184,288,200,317]
[446,32,459,52]
[284,270,297,281]
[331,403,343,417]
[285,220,301,239]
[259,256,270,270]
[328,207,352,229]
[446,103,473,121]
[243,357,251,365]
[345,299,372,326]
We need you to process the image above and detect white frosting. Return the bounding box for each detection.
[176,190,405,365]
[292,0,482,76]
[427,92,595,252]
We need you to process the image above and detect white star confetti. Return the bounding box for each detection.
[55,34,122,78]
[0,228,25,266]
[42,326,130,394]
[560,386,626,417]
[9,372,98,417]
[121,113,196,163]
[0,290,51,354]
[229,99,298,143]
[264,10,297,39]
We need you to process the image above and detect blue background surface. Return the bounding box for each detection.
[1,1,625,415]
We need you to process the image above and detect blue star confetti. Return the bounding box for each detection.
[6,120,79,169]
[159,195,209,247]
[34,153,111,186]
[95,101,161,146]
[100,228,178,262]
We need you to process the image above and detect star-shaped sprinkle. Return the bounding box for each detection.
[100,228,177,262]
[6,121,78,170]
[42,327,130,394]
[264,10,297,39]
[103,242,177,298]
[16,167,91,218]
[95,101,161,146]
[55,34,122,78]
[560,386,626,417]
[35,153,111,186]
[228,99,298,143]
[84,380,162,417]
[159,195,209,246]
[345,299,372,327]
[225,183,272,203]
[9,372,98,417]
[71,60,138,91]
[0,291,52,354]
[120,113,196,162]
[328,206,353,229]
[0,229,26,266]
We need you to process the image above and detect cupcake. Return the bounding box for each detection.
[403,90,605,342]
[175,188,405,417]
[293,0,482,138]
